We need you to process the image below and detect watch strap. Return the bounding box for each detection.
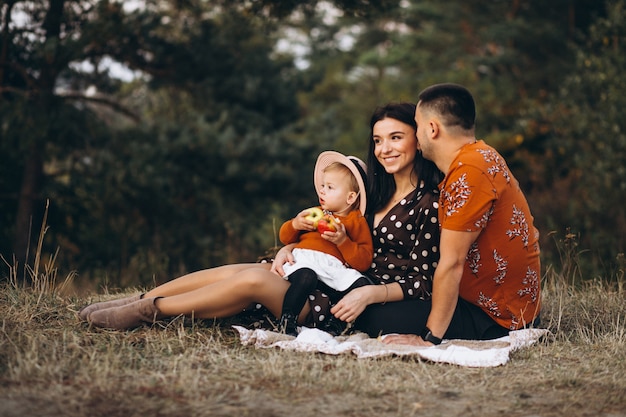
[421,326,442,345]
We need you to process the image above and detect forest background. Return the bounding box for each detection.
[1,0,624,289]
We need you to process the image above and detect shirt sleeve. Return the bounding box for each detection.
[336,212,374,272]
[279,218,301,245]
[440,165,496,232]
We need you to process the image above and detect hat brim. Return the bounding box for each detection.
[314,151,367,215]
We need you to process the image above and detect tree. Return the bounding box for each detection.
[3,0,621,285]
[1,0,394,285]
[1,0,307,283]
[1,1,148,278]
[528,0,626,272]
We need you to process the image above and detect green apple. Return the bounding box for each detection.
[305,207,324,227]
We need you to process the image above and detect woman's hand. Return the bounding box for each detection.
[380,334,432,346]
[270,244,296,277]
[330,285,373,323]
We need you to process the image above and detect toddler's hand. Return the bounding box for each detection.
[321,217,347,246]
[292,209,319,231]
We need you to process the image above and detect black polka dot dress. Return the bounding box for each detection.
[368,182,440,300]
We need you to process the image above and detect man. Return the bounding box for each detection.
[386,83,541,345]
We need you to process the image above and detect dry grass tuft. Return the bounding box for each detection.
[1,224,625,416]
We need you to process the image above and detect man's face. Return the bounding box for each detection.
[414,103,433,161]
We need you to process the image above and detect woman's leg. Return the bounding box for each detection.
[444,298,509,340]
[145,263,265,298]
[354,296,510,340]
[155,266,292,319]
[78,263,265,321]
[354,299,431,338]
[89,266,307,330]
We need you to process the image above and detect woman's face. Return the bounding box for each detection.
[372,117,418,177]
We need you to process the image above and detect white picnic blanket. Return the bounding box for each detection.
[233,325,550,367]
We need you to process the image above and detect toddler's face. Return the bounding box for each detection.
[317,170,355,214]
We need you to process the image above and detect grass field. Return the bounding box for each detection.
[1,251,625,417]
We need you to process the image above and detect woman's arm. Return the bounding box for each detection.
[330,281,403,323]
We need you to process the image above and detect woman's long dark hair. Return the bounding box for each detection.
[365,102,443,216]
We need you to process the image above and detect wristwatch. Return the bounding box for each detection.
[420,326,442,345]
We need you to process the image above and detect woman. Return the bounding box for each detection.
[79,102,442,336]
[274,102,443,337]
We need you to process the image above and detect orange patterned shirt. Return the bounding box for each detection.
[439,141,541,330]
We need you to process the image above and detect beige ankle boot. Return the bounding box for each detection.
[88,297,163,330]
[78,293,143,321]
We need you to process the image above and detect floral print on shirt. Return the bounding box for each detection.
[439,141,541,330]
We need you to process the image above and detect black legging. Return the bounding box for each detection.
[283,267,372,316]
[282,268,318,316]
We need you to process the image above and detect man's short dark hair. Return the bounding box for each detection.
[418,83,476,130]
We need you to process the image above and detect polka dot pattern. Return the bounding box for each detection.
[368,183,440,300]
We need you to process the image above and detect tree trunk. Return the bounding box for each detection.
[11,0,65,284]
[12,143,43,281]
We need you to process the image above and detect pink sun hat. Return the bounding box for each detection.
[313,151,368,215]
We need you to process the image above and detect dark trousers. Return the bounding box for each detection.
[354,296,525,340]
